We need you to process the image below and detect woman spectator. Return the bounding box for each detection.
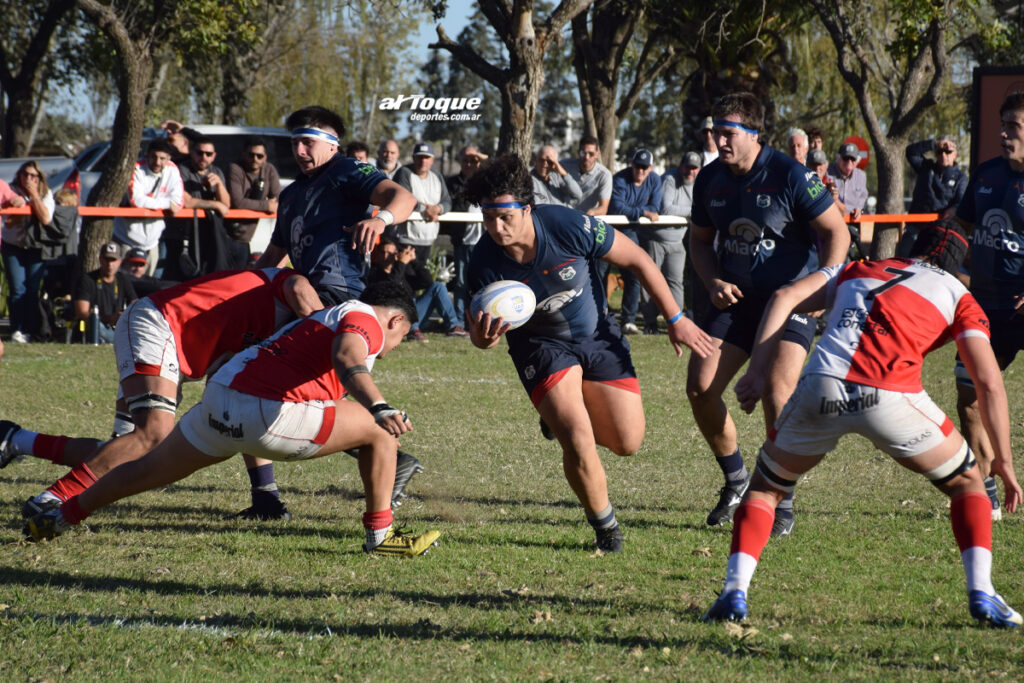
[1,161,55,343]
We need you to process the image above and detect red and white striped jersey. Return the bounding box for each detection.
[146,268,295,378]
[806,258,990,392]
[213,300,384,403]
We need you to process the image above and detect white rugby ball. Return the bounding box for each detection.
[470,280,536,330]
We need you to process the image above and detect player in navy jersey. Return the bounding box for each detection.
[687,92,850,538]
[955,91,1024,521]
[703,221,1022,627]
[465,155,714,553]
[247,106,420,519]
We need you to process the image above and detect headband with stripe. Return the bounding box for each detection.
[290,127,339,145]
[480,201,527,209]
[713,119,758,135]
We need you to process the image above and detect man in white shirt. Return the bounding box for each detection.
[560,135,613,216]
[394,142,452,263]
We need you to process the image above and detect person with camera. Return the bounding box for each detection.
[228,137,281,270]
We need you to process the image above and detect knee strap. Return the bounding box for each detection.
[924,441,976,486]
[125,392,177,415]
[756,448,800,495]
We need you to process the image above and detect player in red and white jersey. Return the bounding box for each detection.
[703,220,1024,628]
[4,268,322,522]
[26,282,441,556]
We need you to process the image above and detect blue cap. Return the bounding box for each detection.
[413,142,435,158]
[632,149,653,167]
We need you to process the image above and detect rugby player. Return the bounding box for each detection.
[687,92,850,537]
[464,154,714,553]
[702,220,1023,628]
[26,282,441,556]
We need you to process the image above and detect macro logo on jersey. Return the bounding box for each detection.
[723,218,774,256]
[977,208,1024,254]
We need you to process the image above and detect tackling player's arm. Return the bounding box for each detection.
[332,332,411,437]
[735,270,830,414]
[956,334,1022,512]
[282,272,324,317]
[254,243,289,269]
[603,228,714,359]
[350,180,417,255]
[810,203,851,267]
[689,220,743,309]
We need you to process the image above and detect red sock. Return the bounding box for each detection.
[47,463,98,502]
[60,496,89,525]
[951,491,992,552]
[34,434,70,465]
[730,499,775,561]
[362,508,394,530]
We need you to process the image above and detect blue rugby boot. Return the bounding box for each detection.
[702,589,749,623]
[969,590,1022,628]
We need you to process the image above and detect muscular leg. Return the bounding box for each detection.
[319,400,398,514]
[686,338,748,458]
[582,379,645,457]
[956,354,1012,516]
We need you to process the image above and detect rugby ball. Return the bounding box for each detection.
[470,280,536,330]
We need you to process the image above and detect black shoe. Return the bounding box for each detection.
[595,524,623,553]
[232,495,291,521]
[539,418,556,441]
[22,495,61,520]
[392,451,424,506]
[0,420,23,468]
[770,514,794,538]
[706,476,750,526]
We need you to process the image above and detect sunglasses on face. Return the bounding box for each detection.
[195,150,215,157]
[21,171,40,178]
[247,152,266,159]
[939,148,956,154]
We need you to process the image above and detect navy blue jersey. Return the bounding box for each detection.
[690,146,834,291]
[956,156,1024,312]
[468,205,614,342]
[271,154,386,299]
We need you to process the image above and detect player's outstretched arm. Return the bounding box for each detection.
[957,335,1022,513]
[332,332,411,437]
[735,271,829,413]
[603,228,713,358]
[282,272,324,317]
[351,180,418,255]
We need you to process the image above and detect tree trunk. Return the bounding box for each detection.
[868,138,906,259]
[3,86,37,157]
[499,44,544,162]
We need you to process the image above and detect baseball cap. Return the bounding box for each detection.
[838,142,860,160]
[682,151,702,168]
[126,248,148,265]
[701,116,714,131]
[100,242,121,260]
[808,149,829,166]
[632,149,653,167]
[412,142,435,158]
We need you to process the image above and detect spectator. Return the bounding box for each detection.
[786,128,808,166]
[121,247,178,298]
[34,188,81,330]
[806,125,824,152]
[808,149,841,207]
[165,135,232,278]
[700,116,719,166]
[445,144,488,323]
[345,140,371,162]
[827,142,868,220]
[112,139,184,276]
[227,136,281,269]
[375,139,401,179]
[160,120,196,164]
[1,161,55,343]
[72,241,137,344]
[368,236,468,340]
[531,144,582,207]
[650,151,699,331]
[560,135,613,216]
[394,142,452,264]
[609,148,663,335]
[899,135,968,256]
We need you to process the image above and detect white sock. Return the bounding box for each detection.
[34,490,63,505]
[12,428,39,455]
[962,546,995,595]
[365,524,392,549]
[723,552,758,594]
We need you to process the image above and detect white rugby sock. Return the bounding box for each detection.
[723,552,758,594]
[12,428,39,455]
[962,547,995,595]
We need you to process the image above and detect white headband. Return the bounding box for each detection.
[290,127,339,145]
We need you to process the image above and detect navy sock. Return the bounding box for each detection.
[775,492,794,518]
[247,464,280,499]
[586,504,618,531]
[984,476,999,508]
[716,448,748,487]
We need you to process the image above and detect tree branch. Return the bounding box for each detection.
[430,25,507,87]
[616,42,678,121]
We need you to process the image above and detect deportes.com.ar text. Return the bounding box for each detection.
[409,112,482,122]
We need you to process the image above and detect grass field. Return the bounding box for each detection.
[2,334,1023,680]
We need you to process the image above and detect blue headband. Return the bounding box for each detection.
[480,201,527,209]
[290,127,339,145]
[713,119,758,136]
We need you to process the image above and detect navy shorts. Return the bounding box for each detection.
[508,318,639,407]
[954,312,1024,386]
[702,296,816,355]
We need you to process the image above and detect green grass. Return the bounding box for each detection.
[2,337,1023,680]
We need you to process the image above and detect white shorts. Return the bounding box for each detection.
[178,382,333,461]
[114,299,181,384]
[771,374,955,458]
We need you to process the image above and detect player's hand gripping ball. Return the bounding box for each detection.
[470,280,536,330]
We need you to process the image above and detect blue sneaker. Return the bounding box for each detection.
[702,589,748,622]
[969,590,1022,628]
